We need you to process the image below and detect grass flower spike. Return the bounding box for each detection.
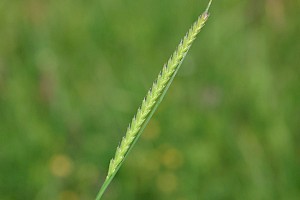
[96,1,212,199]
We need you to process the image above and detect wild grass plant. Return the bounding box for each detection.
[1,0,300,199]
[96,1,212,199]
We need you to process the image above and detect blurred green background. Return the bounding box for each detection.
[0,0,299,199]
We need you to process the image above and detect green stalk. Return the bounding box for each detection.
[96,1,212,199]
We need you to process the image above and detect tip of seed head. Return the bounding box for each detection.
[205,0,213,13]
[203,12,210,20]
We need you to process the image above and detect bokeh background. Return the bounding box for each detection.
[0,0,299,199]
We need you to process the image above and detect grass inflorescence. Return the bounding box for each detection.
[96,1,212,199]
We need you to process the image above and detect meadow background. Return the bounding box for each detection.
[0,0,299,199]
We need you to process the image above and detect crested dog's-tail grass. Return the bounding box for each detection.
[96,1,212,199]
